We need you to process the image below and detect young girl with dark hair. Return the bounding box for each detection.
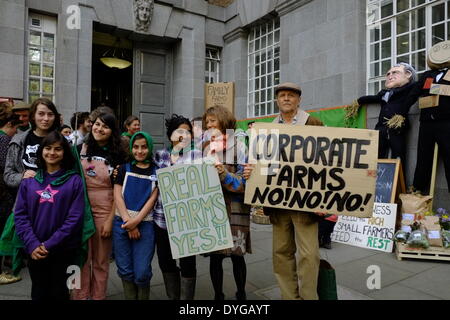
[153,114,202,300]
[113,132,158,300]
[14,131,84,300]
[72,112,127,300]
[3,98,61,284]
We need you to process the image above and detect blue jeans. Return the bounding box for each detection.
[113,216,155,287]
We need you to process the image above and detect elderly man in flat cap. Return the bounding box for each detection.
[12,102,31,133]
[244,82,323,300]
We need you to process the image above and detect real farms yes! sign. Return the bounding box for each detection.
[157,164,233,259]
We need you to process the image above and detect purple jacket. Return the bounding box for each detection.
[14,169,85,255]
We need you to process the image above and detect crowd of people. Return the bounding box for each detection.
[0,52,448,300]
[0,97,254,301]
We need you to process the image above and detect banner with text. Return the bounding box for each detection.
[331,203,397,252]
[157,163,233,259]
[244,123,379,217]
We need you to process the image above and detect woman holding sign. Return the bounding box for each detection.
[203,105,251,301]
[153,114,202,300]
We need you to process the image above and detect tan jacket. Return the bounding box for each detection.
[272,109,323,127]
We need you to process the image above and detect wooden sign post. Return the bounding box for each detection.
[205,82,235,114]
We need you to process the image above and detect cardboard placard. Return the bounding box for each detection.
[244,123,379,218]
[156,164,233,259]
[437,84,450,96]
[419,95,439,109]
[205,82,235,114]
[331,203,397,252]
[444,70,450,82]
[430,84,441,95]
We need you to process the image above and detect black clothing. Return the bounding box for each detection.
[358,82,416,165]
[21,131,43,171]
[27,249,76,301]
[154,223,196,278]
[403,68,450,122]
[319,219,337,246]
[401,68,450,193]
[114,163,155,185]
[413,120,450,193]
[210,254,247,300]
[358,82,416,133]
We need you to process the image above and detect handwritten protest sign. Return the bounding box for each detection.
[205,82,235,114]
[331,203,397,252]
[244,123,379,217]
[156,163,233,259]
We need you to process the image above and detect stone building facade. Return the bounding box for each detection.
[0,0,448,208]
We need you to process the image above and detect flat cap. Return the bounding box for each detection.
[275,82,302,96]
[12,101,30,111]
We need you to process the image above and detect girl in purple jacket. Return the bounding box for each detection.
[14,131,84,300]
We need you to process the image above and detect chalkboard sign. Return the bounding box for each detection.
[375,159,405,203]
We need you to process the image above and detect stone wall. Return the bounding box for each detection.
[208,0,234,8]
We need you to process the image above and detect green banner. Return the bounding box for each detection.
[236,106,367,132]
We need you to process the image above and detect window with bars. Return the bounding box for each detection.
[205,47,220,83]
[247,18,281,117]
[367,0,450,94]
[27,13,57,103]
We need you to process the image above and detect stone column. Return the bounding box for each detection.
[0,0,26,99]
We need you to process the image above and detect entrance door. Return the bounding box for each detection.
[133,44,172,152]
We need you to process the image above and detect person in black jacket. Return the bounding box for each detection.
[349,63,417,168]
[401,66,450,194]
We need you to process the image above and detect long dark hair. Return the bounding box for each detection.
[36,131,75,171]
[29,98,61,132]
[85,112,126,166]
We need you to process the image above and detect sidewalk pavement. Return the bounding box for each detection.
[1,221,449,300]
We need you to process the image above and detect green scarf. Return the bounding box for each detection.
[130,131,154,165]
[0,151,96,275]
[0,130,6,136]
[121,132,132,138]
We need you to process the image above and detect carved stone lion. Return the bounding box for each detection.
[134,0,154,33]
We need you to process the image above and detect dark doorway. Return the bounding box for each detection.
[91,31,133,130]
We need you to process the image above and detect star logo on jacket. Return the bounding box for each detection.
[36,185,59,203]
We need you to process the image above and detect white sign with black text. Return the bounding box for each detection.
[331,202,397,252]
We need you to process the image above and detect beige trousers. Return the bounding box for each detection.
[271,211,320,300]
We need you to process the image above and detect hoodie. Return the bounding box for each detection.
[14,169,85,255]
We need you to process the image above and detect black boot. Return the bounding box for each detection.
[231,255,247,301]
[210,255,225,301]
[180,277,196,300]
[122,279,138,300]
[137,286,150,300]
[236,291,247,300]
[162,272,180,300]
